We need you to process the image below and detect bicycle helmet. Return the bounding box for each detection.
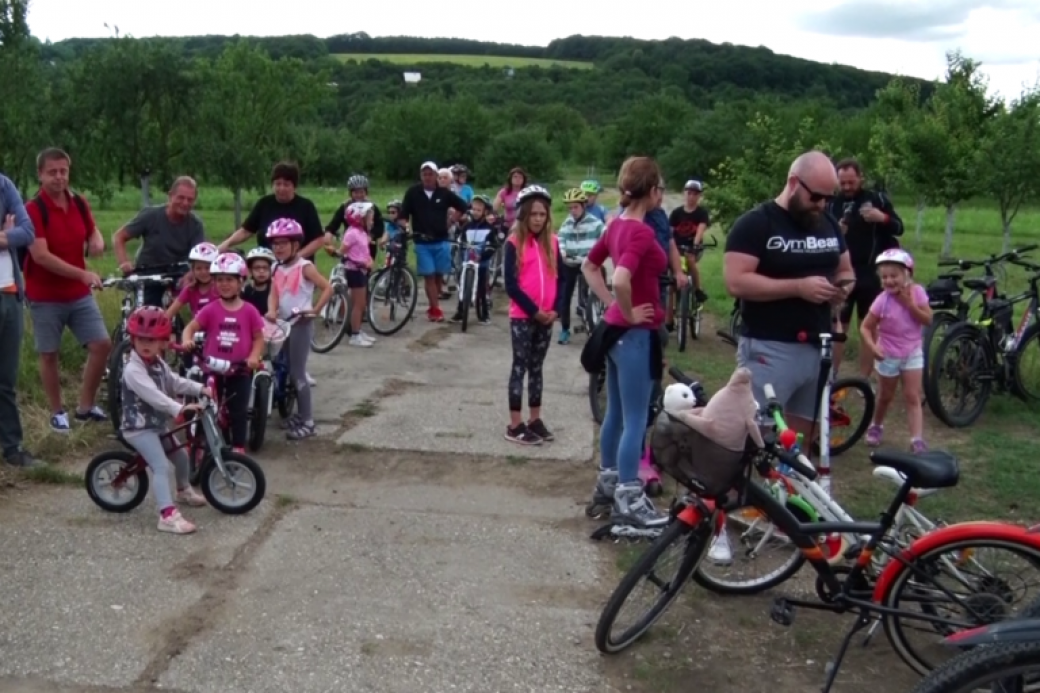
[684,179,704,192]
[188,242,220,263]
[266,218,304,240]
[246,247,276,266]
[347,174,369,191]
[875,248,914,272]
[386,200,402,212]
[210,252,248,277]
[471,194,492,208]
[563,187,588,204]
[516,185,551,206]
[127,305,173,340]
[451,164,469,175]
[663,383,697,414]
[346,201,374,226]
[580,179,602,194]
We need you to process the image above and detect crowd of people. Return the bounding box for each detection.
[0,145,927,535]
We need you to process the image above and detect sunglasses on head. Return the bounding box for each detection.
[796,177,835,203]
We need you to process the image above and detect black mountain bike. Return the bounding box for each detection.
[366,236,419,336]
[675,236,717,352]
[717,299,743,347]
[925,256,1040,427]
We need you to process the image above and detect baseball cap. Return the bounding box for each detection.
[420,161,438,172]
[684,179,704,192]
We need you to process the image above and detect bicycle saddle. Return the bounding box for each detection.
[962,276,997,291]
[869,449,959,489]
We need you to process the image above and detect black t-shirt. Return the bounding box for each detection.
[242,283,271,316]
[326,202,385,243]
[669,206,710,242]
[725,202,846,342]
[243,194,324,257]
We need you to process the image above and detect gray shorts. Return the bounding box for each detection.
[737,337,823,421]
[28,295,109,353]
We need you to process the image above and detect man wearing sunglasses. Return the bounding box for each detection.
[723,151,855,440]
[828,158,904,377]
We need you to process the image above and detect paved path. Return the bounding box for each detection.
[0,294,618,693]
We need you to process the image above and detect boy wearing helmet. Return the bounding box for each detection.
[165,242,220,320]
[858,249,931,453]
[242,247,276,316]
[451,165,474,204]
[449,194,498,325]
[556,188,605,344]
[121,305,211,534]
[580,180,608,222]
[384,200,406,243]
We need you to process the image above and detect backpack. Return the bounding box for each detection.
[16,191,89,270]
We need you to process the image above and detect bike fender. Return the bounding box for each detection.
[786,495,818,523]
[872,522,1039,602]
[944,618,1040,648]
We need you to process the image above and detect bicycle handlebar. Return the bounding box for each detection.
[1010,257,1040,273]
[102,274,174,289]
[936,244,1038,269]
[761,384,819,481]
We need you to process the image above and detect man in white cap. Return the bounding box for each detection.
[399,161,470,322]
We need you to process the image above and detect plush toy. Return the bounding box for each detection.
[669,367,764,451]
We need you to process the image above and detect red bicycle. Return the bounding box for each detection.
[85,345,266,516]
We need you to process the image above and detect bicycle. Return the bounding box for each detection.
[85,349,266,516]
[309,252,352,354]
[594,381,1040,690]
[454,235,493,333]
[367,236,419,336]
[674,235,718,352]
[246,316,301,452]
[926,255,1040,427]
[717,299,744,347]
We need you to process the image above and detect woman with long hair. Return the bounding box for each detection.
[581,157,670,529]
[494,167,528,228]
[502,185,560,445]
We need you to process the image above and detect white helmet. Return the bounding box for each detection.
[189,242,220,263]
[663,383,697,414]
[875,248,914,273]
[209,252,248,278]
[346,201,374,226]
[516,185,551,206]
[246,247,276,266]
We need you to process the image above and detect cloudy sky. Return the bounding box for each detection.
[29,0,1040,99]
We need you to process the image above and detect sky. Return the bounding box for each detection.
[28,0,1040,100]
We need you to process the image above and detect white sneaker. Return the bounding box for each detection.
[709,532,734,565]
[176,487,207,507]
[306,372,317,387]
[349,334,372,348]
[359,330,377,344]
[158,509,196,534]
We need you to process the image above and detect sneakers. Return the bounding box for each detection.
[74,406,107,423]
[708,532,734,565]
[866,424,883,447]
[526,418,554,442]
[176,487,207,507]
[50,411,71,433]
[911,438,928,454]
[611,482,669,529]
[349,334,373,348]
[158,509,196,534]
[504,423,542,445]
[287,420,316,440]
[357,330,377,344]
[305,372,317,387]
[450,311,465,324]
[3,449,40,468]
[479,317,492,326]
[585,469,618,519]
[427,308,445,322]
[558,328,571,345]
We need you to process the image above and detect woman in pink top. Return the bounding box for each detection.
[859,249,932,452]
[494,167,528,228]
[581,157,670,531]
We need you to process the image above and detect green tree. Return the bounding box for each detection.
[476,127,560,188]
[0,0,46,190]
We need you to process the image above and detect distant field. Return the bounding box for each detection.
[334,53,594,70]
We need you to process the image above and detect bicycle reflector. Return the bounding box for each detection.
[778,429,798,450]
[468,248,481,263]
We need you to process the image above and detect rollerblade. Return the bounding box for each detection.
[585,468,617,519]
[639,448,663,498]
[590,481,670,541]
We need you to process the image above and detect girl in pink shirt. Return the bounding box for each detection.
[165,242,219,319]
[494,167,528,228]
[340,202,376,347]
[859,249,932,452]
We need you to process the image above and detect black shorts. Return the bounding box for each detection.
[839,272,881,324]
[346,269,369,289]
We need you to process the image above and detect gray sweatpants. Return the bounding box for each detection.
[287,318,314,423]
[123,429,191,513]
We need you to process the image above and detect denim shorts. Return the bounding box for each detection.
[876,347,924,378]
[28,295,109,353]
[414,241,452,277]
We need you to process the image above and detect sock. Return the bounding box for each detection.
[160,506,177,519]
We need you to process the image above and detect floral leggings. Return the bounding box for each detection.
[508,318,553,412]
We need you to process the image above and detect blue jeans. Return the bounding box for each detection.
[599,328,654,484]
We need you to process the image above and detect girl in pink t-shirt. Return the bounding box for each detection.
[182,253,265,453]
[340,202,376,347]
[165,242,219,319]
[859,249,933,453]
[494,167,528,227]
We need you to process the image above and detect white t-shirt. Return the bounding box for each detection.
[0,250,15,290]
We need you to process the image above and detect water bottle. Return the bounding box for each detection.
[205,356,232,374]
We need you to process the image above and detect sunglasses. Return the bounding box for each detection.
[796,177,835,203]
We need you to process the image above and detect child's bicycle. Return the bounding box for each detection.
[84,349,267,516]
[246,315,302,451]
[674,235,718,352]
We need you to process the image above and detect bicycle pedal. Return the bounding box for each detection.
[770,598,796,627]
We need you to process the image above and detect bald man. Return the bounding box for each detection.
[722,151,855,438]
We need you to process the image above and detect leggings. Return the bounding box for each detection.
[600,328,654,484]
[214,373,252,448]
[124,429,191,513]
[508,318,553,412]
[556,264,585,330]
[287,318,314,422]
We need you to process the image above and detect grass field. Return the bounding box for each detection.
[333,53,594,69]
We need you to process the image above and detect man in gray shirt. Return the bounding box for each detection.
[113,176,205,307]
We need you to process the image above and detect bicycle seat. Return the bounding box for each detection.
[871,466,939,498]
[963,276,997,291]
[869,449,959,489]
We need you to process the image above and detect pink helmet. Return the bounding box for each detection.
[346,201,373,227]
[875,248,914,273]
[266,218,304,240]
[210,252,248,278]
[189,242,220,263]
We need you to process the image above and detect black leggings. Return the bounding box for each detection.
[508,318,552,412]
[214,373,252,448]
[556,264,587,330]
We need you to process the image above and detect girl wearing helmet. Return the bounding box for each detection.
[580,180,608,222]
[340,202,378,347]
[267,218,334,441]
[556,188,605,344]
[325,176,385,265]
[164,242,219,320]
[242,247,276,316]
[182,253,266,454]
[859,248,932,453]
[120,305,211,534]
[384,200,406,243]
[503,185,560,445]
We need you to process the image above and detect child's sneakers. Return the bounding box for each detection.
[866,424,883,447]
[558,328,571,345]
[911,438,928,454]
[450,310,465,323]
[158,508,196,534]
[287,420,316,440]
[479,317,492,326]
[176,487,207,507]
[349,334,373,348]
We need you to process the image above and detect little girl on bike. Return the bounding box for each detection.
[242,247,276,316]
[165,242,220,318]
[182,253,265,453]
[267,218,333,440]
[859,249,932,453]
[120,306,210,535]
[340,202,377,348]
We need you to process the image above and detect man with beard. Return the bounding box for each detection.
[723,151,855,438]
[828,158,904,376]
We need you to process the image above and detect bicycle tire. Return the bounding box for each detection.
[85,450,149,513]
[199,450,266,515]
[277,383,297,421]
[461,267,474,333]
[106,337,133,432]
[367,267,417,336]
[247,375,271,453]
[923,312,961,413]
[589,368,606,424]
[819,377,875,457]
[924,324,993,428]
[1012,323,1040,401]
[594,518,712,654]
[910,640,1040,693]
[677,285,690,352]
[310,285,351,354]
[691,303,702,340]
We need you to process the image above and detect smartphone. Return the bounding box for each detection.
[833,278,855,289]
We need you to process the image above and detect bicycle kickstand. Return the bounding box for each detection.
[820,611,872,693]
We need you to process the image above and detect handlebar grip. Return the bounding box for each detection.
[763,384,777,400]
[668,366,694,386]
[1018,244,1039,253]
[779,450,819,481]
[936,260,959,267]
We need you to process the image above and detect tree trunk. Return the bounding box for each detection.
[234,187,244,228]
[914,198,925,245]
[942,204,956,257]
[1002,218,1012,253]
[140,174,151,208]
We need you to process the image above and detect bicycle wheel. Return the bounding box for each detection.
[1012,323,1040,401]
[460,267,474,333]
[199,450,266,515]
[85,450,149,513]
[821,377,875,457]
[676,285,690,352]
[923,312,960,404]
[690,302,702,340]
[589,368,607,424]
[910,640,1040,693]
[106,337,133,432]
[595,518,713,654]
[368,267,418,336]
[587,293,604,332]
[882,535,1040,676]
[311,285,351,354]
[924,324,993,428]
[247,375,271,453]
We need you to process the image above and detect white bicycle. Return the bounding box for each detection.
[456,236,492,332]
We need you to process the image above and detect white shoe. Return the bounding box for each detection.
[709,533,733,565]
[158,509,196,534]
[306,372,317,387]
[349,334,372,348]
[359,330,377,344]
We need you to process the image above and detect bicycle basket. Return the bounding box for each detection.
[926,278,961,309]
[263,320,291,359]
[650,413,757,497]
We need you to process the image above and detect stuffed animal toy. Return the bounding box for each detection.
[667,367,764,451]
